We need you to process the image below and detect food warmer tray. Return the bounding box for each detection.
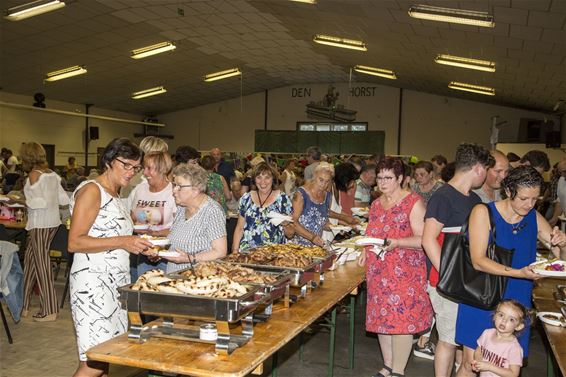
[169,266,293,309]
[118,282,268,355]
[555,284,566,304]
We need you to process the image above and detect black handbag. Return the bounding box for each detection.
[436,203,514,310]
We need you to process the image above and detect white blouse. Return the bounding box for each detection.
[24,171,69,230]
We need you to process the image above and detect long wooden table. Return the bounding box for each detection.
[532,278,566,377]
[87,262,365,377]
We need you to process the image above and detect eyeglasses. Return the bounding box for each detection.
[115,158,143,173]
[172,182,193,190]
[376,176,395,182]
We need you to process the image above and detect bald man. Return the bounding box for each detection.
[472,150,509,203]
[210,147,235,184]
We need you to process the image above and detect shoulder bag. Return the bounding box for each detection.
[436,203,514,310]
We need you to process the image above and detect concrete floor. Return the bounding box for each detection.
[0,264,558,377]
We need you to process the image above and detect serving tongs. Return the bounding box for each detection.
[185,251,197,277]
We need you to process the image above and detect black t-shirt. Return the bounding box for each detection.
[425,183,482,227]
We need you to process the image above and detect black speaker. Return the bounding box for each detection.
[546,130,561,148]
[89,126,99,140]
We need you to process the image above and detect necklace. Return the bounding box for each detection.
[258,189,273,208]
[512,221,527,235]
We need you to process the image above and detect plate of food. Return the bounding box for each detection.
[355,237,387,246]
[133,224,150,231]
[351,207,369,217]
[157,251,182,258]
[537,311,566,327]
[530,259,566,277]
[140,235,171,253]
[329,225,352,233]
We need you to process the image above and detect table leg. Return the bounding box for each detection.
[272,351,278,377]
[547,351,555,377]
[327,306,337,377]
[299,332,304,363]
[349,294,355,369]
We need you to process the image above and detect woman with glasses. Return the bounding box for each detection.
[358,157,432,377]
[157,163,227,273]
[20,142,70,322]
[129,151,175,275]
[232,162,294,252]
[68,138,153,377]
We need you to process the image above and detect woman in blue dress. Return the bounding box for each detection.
[290,162,335,247]
[232,162,294,252]
[455,166,566,377]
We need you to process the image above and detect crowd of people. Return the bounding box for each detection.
[2,137,566,377]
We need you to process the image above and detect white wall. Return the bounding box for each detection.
[0,92,143,166]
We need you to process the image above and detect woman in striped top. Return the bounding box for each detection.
[159,163,227,273]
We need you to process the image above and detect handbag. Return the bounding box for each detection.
[436,203,514,310]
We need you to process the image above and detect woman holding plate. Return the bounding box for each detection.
[358,156,432,377]
[232,162,294,252]
[456,166,566,377]
[158,163,227,273]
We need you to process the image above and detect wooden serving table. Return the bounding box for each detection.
[532,278,566,377]
[87,262,365,377]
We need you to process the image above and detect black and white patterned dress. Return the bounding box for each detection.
[69,180,133,361]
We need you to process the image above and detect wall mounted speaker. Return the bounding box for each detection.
[89,126,99,140]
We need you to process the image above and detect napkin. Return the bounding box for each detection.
[267,211,293,226]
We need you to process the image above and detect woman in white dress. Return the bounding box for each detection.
[68,138,153,377]
[280,158,297,196]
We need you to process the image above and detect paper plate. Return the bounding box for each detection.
[355,237,386,246]
[330,225,352,232]
[133,224,150,231]
[537,311,565,327]
[530,260,566,277]
[351,207,369,216]
[157,251,182,258]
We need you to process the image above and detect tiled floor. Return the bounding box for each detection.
[0,265,557,377]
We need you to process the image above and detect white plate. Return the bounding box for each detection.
[351,207,369,216]
[6,203,25,208]
[442,227,462,233]
[355,237,386,246]
[133,224,150,231]
[157,251,182,258]
[140,236,171,246]
[330,225,352,232]
[537,311,565,327]
[529,260,566,277]
[0,195,10,202]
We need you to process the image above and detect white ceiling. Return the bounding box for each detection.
[1,0,565,116]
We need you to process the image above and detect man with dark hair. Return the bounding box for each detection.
[174,145,200,165]
[431,154,448,181]
[506,152,521,168]
[520,150,550,174]
[210,147,235,184]
[303,146,321,181]
[422,143,493,377]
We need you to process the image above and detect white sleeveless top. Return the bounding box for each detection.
[69,180,133,274]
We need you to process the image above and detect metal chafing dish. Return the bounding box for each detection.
[554,284,566,304]
[170,264,293,309]
[118,282,268,355]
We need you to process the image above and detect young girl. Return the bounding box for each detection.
[472,300,531,377]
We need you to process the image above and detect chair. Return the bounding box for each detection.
[0,254,14,344]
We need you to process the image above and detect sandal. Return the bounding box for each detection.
[33,313,57,322]
[372,366,392,377]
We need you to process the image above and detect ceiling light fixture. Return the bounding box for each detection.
[313,34,367,51]
[435,54,496,72]
[448,81,495,96]
[4,0,65,21]
[290,0,317,3]
[408,4,495,28]
[131,42,176,59]
[203,68,241,82]
[353,65,397,80]
[132,86,167,99]
[44,65,87,82]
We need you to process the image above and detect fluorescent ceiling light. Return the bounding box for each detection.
[448,81,495,96]
[4,0,65,21]
[44,65,87,82]
[353,65,397,80]
[290,0,317,3]
[203,68,241,82]
[313,34,367,51]
[408,4,495,28]
[132,86,167,99]
[131,42,176,59]
[435,54,496,72]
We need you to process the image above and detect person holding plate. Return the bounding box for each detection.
[455,166,566,377]
[158,163,227,273]
[358,156,432,377]
[232,162,294,252]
